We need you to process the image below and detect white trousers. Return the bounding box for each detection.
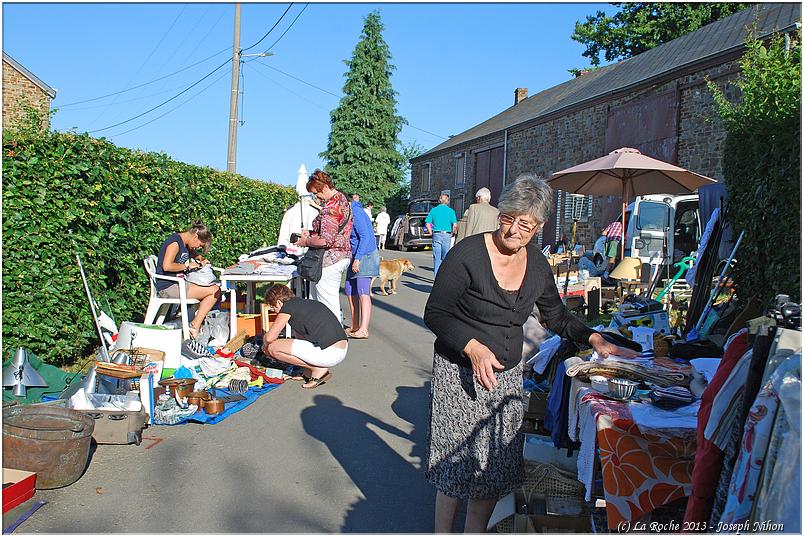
[310,257,349,323]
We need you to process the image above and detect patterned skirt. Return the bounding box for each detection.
[424,352,525,500]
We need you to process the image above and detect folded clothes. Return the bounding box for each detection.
[565,357,691,387]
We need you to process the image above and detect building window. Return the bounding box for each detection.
[455,153,465,186]
[452,194,465,216]
[565,193,590,223]
[423,162,431,192]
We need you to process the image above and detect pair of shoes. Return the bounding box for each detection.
[182,338,213,360]
[188,325,200,339]
[302,371,332,389]
[348,330,368,339]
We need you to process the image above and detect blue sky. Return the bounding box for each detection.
[3,2,612,187]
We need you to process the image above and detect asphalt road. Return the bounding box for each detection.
[17,249,442,533]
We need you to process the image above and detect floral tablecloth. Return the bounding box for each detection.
[582,392,696,529]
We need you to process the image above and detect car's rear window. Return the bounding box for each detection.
[410,200,436,213]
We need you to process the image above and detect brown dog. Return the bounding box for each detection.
[372,258,415,295]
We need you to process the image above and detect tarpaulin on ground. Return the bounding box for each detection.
[155,383,282,426]
[2,351,83,404]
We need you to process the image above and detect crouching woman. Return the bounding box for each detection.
[261,284,347,389]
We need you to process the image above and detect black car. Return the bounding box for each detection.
[390,198,438,251]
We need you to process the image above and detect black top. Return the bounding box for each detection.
[424,233,597,371]
[156,233,189,291]
[280,297,347,349]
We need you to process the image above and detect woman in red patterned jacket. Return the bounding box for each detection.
[295,169,353,323]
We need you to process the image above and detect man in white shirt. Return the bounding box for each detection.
[374,206,391,250]
[364,202,374,222]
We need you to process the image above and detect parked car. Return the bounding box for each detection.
[390,198,438,251]
[623,193,701,265]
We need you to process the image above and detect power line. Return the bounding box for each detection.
[250,60,449,140]
[262,3,308,52]
[58,46,231,107]
[86,4,189,128]
[249,63,330,111]
[252,59,339,97]
[107,68,231,138]
[88,57,232,134]
[241,3,293,52]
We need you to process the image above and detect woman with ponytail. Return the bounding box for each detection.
[155,220,222,338]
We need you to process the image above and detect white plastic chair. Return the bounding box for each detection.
[143,255,199,340]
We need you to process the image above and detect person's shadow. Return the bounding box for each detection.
[301,393,435,532]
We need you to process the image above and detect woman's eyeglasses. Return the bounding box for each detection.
[499,213,538,233]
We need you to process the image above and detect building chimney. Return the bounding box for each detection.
[514,87,528,105]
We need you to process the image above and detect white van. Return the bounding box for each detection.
[621,193,701,265]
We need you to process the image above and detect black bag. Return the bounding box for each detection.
[299,248,326,282]
[298,203,351,283]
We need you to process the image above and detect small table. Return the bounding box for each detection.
[220,265,299,338]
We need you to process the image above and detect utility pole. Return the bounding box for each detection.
[227,3,241,173]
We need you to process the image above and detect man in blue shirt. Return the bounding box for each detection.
[424,194,458,277]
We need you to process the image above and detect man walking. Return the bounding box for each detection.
[374,206,391,249]
[424,194,457,277]
[457,187,499,243]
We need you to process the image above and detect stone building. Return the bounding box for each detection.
[3,52,57,131]
[409,3,800,249]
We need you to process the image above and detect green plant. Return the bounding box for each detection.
[3,129,297,366]
[320,10,407,210]
[709,30,801,304]
[572,3,753,66]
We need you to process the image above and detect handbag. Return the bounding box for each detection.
[299,203,351,282]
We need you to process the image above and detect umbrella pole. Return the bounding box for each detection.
[621,181,627,260]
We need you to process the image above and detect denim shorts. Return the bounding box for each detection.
[347,249,380,279]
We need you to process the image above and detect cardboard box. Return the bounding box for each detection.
[2,468,36,513]
[236,314,262,337]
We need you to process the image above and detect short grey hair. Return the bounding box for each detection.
[475,187,492,202]
[497,174,553,224]
[380,206,387,212]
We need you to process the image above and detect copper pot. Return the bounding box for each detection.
[187,391,210,410]
[203,399,225,415]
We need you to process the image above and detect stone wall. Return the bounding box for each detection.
[411,58,741,248]
[3,59,51,131]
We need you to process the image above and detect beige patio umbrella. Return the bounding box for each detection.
[549,147,717,258]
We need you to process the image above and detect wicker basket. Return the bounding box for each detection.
[496,461,586,533]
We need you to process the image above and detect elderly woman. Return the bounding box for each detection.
[294,169,353,323]
[423,174,638,532]
[155,219,221,338]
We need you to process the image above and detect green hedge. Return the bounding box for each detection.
[3,129,298,366]
[710,31,801,304]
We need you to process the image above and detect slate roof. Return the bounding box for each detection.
[419,3,800,158]
[3,52,57,99]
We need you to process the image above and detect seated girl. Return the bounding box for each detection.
[155,220,222,338]
[261,284,348,389]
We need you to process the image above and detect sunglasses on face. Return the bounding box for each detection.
[499,213,538,233]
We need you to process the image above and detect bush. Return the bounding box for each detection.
[709,30,801,304]
[2,129,297,366]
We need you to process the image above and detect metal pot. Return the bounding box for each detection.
[203,399,225,415]
[187,391,210,410]
[3,405,95,489]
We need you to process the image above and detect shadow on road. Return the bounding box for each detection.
[402,282,433,294]
[370,296,427,329]
[301,392,434,532]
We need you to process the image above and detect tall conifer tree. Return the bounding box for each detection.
[320,11,406,207]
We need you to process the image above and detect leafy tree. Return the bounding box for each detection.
[709,30,801,303]
[320,10,406,209]
[572,3,754,66]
